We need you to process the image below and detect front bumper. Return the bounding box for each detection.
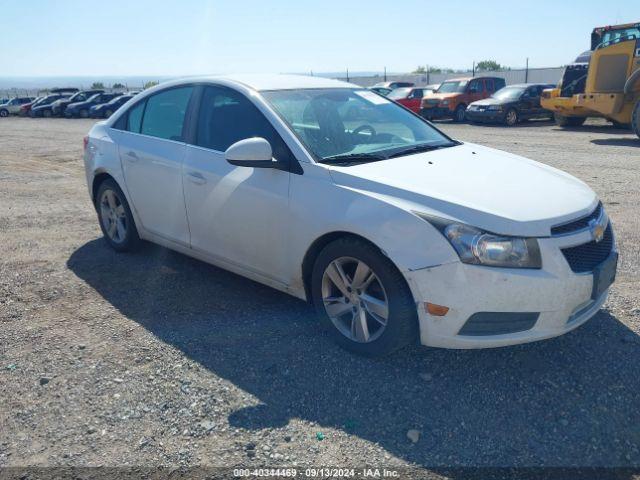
[420,106,453,120]
[404,229,616,349]
[466,109,505,123]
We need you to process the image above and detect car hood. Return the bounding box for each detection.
[470,97,512,106]
[327,143,596,237]
[423,92,460,101]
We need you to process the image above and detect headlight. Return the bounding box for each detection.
[439,100,450,106]
[416,214,542,269]
[487,105,503,111]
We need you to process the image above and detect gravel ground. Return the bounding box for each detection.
[1,117,639,473]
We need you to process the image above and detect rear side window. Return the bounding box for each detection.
[195,86,293,163]
[140,87,194,141]
[495,78,506,90]
[126,101,146,133]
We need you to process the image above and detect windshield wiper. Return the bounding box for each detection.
[320,152,388,165]
[387,142,459,159]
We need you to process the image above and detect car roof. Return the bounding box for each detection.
[151,74,357,92]
[504,83,554,88]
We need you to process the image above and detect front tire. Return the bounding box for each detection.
[453,104,467,123]
[43,109,52,118]
[504,108,518,126]
[311,237,418,357]
[555,113,586,127]
[0,109,8,117]
[79,109,89,119]
[95,179,141,252]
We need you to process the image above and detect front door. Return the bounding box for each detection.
[182,86,292,282]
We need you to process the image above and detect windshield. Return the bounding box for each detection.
[436,81,467,93]
[262,88,457,162]
[387,88,411,100]
[492,87,524,100]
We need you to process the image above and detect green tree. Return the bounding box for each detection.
[90,82,105,89]
[112,82,125,89]
[144,81,159,89]
[476,60,502,72]
[412,66,427,74]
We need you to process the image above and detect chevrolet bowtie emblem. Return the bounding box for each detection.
[589,217,606,243]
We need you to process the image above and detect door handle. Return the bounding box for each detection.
[125,151,139,162]
[187,171,206,185]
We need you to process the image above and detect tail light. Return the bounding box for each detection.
[83,136,89,151]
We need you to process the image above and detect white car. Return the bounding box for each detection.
[83,74,617,356]
[0,97,34,117]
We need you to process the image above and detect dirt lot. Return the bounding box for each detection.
[1,117,639,473]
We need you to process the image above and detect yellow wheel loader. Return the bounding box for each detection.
[542,22,640,138]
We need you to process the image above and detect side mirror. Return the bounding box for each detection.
[225,137,275,168]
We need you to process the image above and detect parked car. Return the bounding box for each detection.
[90,94,135,118]
[83,74,616,357]
[369,86,392,96]
[387,87,433,113]
[20,96,45,116]
[29,94,70,117]
[466,84,555,126]
[372,81,415,89]
[0,97,35,117]
[51,89,105,116]
[420,76,506,122]
[65,92,122,118]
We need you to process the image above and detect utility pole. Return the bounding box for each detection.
[346,68,349,82]
[383,66,387,82]
[472,61,476,77]
[525,57,529,83]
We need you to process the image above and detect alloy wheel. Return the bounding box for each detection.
[321,257,389,343]
[99,189,128,244]
[506,109,517,126]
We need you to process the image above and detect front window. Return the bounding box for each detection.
[86,94,101,103]
[387,88,411,100]
[436,81,468,93]
[596,26,640,48]
[492,87,525,100]
[262,88,457,162]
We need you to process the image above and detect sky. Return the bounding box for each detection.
[0,0,638,78]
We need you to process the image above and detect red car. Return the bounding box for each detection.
[387,87,434,113]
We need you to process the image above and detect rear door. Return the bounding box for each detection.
[115,86,195,245]
[182,85,292,281]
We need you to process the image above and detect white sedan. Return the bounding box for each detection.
[83,74,617,356]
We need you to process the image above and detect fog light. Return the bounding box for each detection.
[425,302,449,316]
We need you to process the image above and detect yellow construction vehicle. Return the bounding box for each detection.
[542,22,640,138]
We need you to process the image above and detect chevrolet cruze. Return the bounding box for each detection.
[83,74,617,356]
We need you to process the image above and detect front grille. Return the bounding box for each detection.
[561,224,613,273]
[551,202,602,236]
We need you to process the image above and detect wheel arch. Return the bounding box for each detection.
[301,231,400,305]
[91,171,116,205]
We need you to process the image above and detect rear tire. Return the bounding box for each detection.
[632,101,640,140]
[311,237,418,357]
[43,109,52,118]
[453,104,467,123]
[95,179,141,252]
[79,109,89,119]
[554,113,586,127]
[0,109,8,117]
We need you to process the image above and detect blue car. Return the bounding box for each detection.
[65,92,122,118]
[89,93,135,119]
